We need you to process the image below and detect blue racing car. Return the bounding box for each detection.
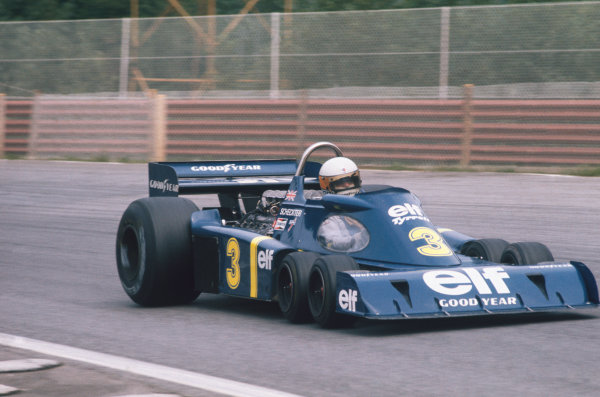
[116,142,598,328]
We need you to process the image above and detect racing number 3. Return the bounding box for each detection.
[226,238,241,289]
[409,227,453,257]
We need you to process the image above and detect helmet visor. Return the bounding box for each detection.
[329,173,361,193]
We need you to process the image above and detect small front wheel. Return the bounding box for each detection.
[461,238,509,263]
[308,255,359,328]
[500,242,554,265]
[277,251,319,323]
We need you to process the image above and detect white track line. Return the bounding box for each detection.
[0,333,303,397]
[0,384,20,396]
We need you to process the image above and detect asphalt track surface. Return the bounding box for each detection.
[1,159,599,397]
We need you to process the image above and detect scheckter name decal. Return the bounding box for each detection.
[190,164,261,173]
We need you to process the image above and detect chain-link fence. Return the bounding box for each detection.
[1,2,599,99]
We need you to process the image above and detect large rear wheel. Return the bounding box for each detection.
[116,197,200,306]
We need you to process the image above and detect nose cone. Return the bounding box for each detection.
[348,189,462,267]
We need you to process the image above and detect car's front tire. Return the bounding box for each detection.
[277,251,319,323]
[308,255,359,328]
[461,238,509,263]
[116,197,200,306]
[500,242,554,265]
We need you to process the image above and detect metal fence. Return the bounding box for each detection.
[1,2,600,99]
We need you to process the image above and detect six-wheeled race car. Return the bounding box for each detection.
[116,142,598,328]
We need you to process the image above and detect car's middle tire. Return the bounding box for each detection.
[500,241,554,265]
[461,238,509,263]
[116,197,200,306]
[277,251,320,323]
[308,255,360,328]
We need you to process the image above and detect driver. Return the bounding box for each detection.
[318,157,362,196]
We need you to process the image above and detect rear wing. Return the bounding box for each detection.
[149,159,322,197]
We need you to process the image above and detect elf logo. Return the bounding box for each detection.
[338,289,358,312]
[257,249,273,270]
[423,267,510,296]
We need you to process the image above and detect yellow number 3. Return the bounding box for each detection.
[226,238,241,289]
[409,227,453,257]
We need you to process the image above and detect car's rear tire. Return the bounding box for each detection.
[277,252,320,323]
[461,238,509,263]
[500,242,554,265]
[308,255,360,328]
[116,197,200,306]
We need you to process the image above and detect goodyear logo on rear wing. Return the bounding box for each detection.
[149,179,179,193]
[190,164,261,173]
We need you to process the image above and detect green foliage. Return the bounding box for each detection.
[0,1,598,95]
[0,0,591,20]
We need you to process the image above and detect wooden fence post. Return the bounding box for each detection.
[296,89,308,156]
[150,90,167,162]
[0,94,5,157]
[27,93,42,159]
[460,84,474,167]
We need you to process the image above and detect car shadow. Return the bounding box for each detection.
[116,294,598,335]
[346,311,598,337]
[189,294,598,335]
[191,294,283,319]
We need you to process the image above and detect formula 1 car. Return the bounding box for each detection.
[116,142,598,328]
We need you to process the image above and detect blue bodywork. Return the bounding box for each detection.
[149,157,599,320]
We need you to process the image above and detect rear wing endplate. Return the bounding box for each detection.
[149,160,321,197]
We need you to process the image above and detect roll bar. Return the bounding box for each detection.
[295,141,344,177]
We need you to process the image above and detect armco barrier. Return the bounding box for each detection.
[1,96,33,157]
[25,95,165,161]
[2,95,599,167]
[166,98,467,164]
[167,96,600,167]
[468,99,600,166]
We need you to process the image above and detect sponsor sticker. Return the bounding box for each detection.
[287,218,297,231]
[190,163,261,173]
[338,289,358,312]
[388,203,429,225]
[423,267,510,296]
[149,179,179,193]
[273,218,288,230]
[439,296,518,308]
[257,249,273,270]
[528,263,572,270]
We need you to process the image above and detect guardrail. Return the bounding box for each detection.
[1,95,33,157]
[1,92,599,168]
[166,97,467,164]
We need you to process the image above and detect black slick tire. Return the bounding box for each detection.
[277,251,320,323]
[500,241,554,265]
[461,238,509,263]
[116,197,200,306]
[308,255,359,328]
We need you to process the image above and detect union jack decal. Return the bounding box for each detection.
[285,190,297,201]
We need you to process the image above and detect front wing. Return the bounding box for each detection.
[335,262,599,319]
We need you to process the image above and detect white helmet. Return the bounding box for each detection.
[319,157,361,195]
